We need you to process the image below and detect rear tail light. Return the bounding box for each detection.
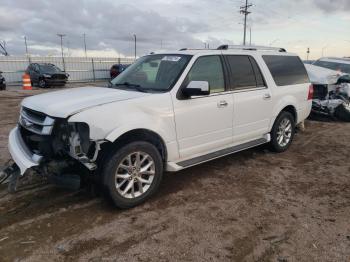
[307,84,314,100]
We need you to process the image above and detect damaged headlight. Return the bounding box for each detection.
[67,122,90,158]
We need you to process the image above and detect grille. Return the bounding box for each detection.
[19,107,55,135]
[52,74,67,80]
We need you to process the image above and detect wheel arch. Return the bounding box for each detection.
[270,103,298,131]
[100,128,168,164]
[281,105,297,122]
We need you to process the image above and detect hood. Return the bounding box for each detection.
[21,86,149,118]
[305,64,345,85]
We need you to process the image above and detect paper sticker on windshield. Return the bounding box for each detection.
[162,56,182,62]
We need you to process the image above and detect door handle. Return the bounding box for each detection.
[217,100,228,108]
[263,93,271,100]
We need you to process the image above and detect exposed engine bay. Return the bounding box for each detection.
[0,107,107,192]
[19,107,103,170]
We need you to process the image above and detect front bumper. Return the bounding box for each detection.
[45,78,67,86]
[8,127,42,175]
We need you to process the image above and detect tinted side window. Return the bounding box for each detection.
[186,56,225,93]
[263,55,309,86]
[226,55,257,89]
[33,64,40,72]
[249,57,265,87]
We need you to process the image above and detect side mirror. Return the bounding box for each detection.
[182,81,210,97]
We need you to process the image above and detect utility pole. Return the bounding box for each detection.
[0,40,8,56]
[67,40,71,57]
[83,33,87,57]
[249,27,252,45]
[24,36,29,56]
[57,34,66,71]
[322,45,328,57]
[133,34,137,60]
[240,0,252,45]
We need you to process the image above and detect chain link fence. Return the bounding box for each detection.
[0,56,134,84]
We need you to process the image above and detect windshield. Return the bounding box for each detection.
[39,64,62,74]
[313,60,350,74]
[110,54,192,92]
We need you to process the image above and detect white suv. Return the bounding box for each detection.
[7,45,312,208]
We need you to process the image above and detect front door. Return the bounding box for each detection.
[172,55,234,159]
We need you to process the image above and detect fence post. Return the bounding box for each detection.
[91,58,96,82]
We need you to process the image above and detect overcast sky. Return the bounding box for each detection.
[0,0,349,59]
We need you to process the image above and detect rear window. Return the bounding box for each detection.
[263,55,309,86]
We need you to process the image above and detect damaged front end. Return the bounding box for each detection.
[4,106,104,192]
[305,64,350,121]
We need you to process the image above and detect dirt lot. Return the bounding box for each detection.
[0,86,349,262]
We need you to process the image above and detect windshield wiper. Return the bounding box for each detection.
[113,82,147,93]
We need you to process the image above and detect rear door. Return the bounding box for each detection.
[224,55,273,143]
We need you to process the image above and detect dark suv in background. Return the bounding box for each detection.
[0,71,6,90]
[26,63,69,88]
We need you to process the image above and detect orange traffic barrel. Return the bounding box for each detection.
[22,73,32,90]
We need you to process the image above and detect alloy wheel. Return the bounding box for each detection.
[276,118,292,147]
[115,151,155,199]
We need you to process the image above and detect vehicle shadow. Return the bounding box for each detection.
[307,112,342,123]
[0,145,267,228]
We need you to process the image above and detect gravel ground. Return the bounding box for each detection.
[0,85,349,262]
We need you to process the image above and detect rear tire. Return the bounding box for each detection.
[102,141,163,209]
[334,102,350,122]
[269,111,295,153]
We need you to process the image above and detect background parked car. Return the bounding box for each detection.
[26,63,69,88]
[313,57,350,74]
[0,71,6,90]
[110,64,129,79]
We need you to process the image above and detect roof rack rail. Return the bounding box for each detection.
[217,45,287,52]
[179,48,212,51]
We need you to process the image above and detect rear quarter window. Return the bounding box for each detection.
[263,55,309,86]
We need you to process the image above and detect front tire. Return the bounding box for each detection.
[269,111,295,153]
[103,141,163,209]
[38,79,47,88]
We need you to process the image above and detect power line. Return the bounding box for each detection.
[240,0,252,45]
